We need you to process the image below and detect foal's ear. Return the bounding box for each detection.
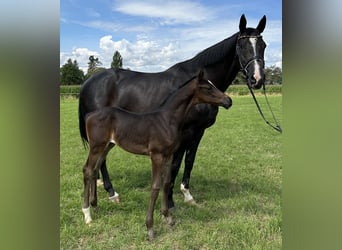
[198,69,204,80]
[239,14,247,33]
[256,15,266,33]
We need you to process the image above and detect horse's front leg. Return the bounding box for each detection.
[181,129,205,205]
[168,145,186,209]
[146,153,163,241]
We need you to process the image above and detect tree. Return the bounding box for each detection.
[232,71,246,84]
[86,55,104,79]
[111,50,123,68]
[60,58,84,85]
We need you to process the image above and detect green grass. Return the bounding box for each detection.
[60,95,282,249]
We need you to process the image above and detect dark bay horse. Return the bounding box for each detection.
[79,14,267,208]
[82,71,232,240]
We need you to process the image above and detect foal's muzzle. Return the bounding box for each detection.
[222,96,233,109]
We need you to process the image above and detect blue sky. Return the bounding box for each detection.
[60,0,282,73]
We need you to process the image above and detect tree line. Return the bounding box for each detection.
[60,50,123,85]
[60,50,282,85]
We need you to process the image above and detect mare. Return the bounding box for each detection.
[81,71,232,241]
[78,14,267,209]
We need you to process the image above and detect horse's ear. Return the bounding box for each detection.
[256,15,266,33]
[239,14,247,33]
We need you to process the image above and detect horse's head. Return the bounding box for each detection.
[193,70,232,109]
[236,14,267,89]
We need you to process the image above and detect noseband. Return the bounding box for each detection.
[236,35,265,75]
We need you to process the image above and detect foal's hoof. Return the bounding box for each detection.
[147,229,154,241]
[109,192,120,203]
[82,207,93,224]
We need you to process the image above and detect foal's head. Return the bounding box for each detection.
[236,14,267,89]
[192,70,232,109]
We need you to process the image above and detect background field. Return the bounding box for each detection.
[60,95,282,249]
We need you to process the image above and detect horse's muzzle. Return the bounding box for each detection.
[248,76,265,90]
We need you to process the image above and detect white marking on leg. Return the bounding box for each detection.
[82,207,92,224]
[109,192,120,203]
[180,183,194,203]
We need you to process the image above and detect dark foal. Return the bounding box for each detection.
[82,71,232,241]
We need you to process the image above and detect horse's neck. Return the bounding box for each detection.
[171,33,240,91]
[161,83,195,126]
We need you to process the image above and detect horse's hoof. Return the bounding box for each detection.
[162,214,175,226]
[168,206,176,213]
[185,198,197,205]
[109,192,120,203]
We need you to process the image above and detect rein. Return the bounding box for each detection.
[246,80,282,133]
[236,34,282,133]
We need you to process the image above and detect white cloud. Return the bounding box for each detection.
[60,47,100,73]
[60,17,282,73]
[113,0,214,24]
[98,35,181,71]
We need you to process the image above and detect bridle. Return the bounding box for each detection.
[236,35,265,75]
[236,34,282,133]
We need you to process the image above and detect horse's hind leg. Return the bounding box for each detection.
[100,161,120,202]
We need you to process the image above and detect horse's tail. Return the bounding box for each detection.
[78,96,89,149]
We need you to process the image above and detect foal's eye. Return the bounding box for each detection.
[201,85,212,90]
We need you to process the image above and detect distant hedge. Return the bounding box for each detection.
[60,85,81,97]
[60,84,282,97]
[227,84,282,95]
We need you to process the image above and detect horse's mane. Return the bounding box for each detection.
[168,32,239,72]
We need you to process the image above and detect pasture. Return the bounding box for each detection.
[60,95,282,249]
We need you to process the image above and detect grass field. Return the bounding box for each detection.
[60,95,282,249]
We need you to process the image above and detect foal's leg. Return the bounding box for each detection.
[146,153,163,241]
[180,129,205,205]
[161,158,174,226]
[82,144,107,224]
[82,160,92,224]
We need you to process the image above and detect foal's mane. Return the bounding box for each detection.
[156,75,198,109]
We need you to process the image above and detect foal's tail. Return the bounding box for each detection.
[78,98,89,149]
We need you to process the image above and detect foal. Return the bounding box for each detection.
[82,71,232,241]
